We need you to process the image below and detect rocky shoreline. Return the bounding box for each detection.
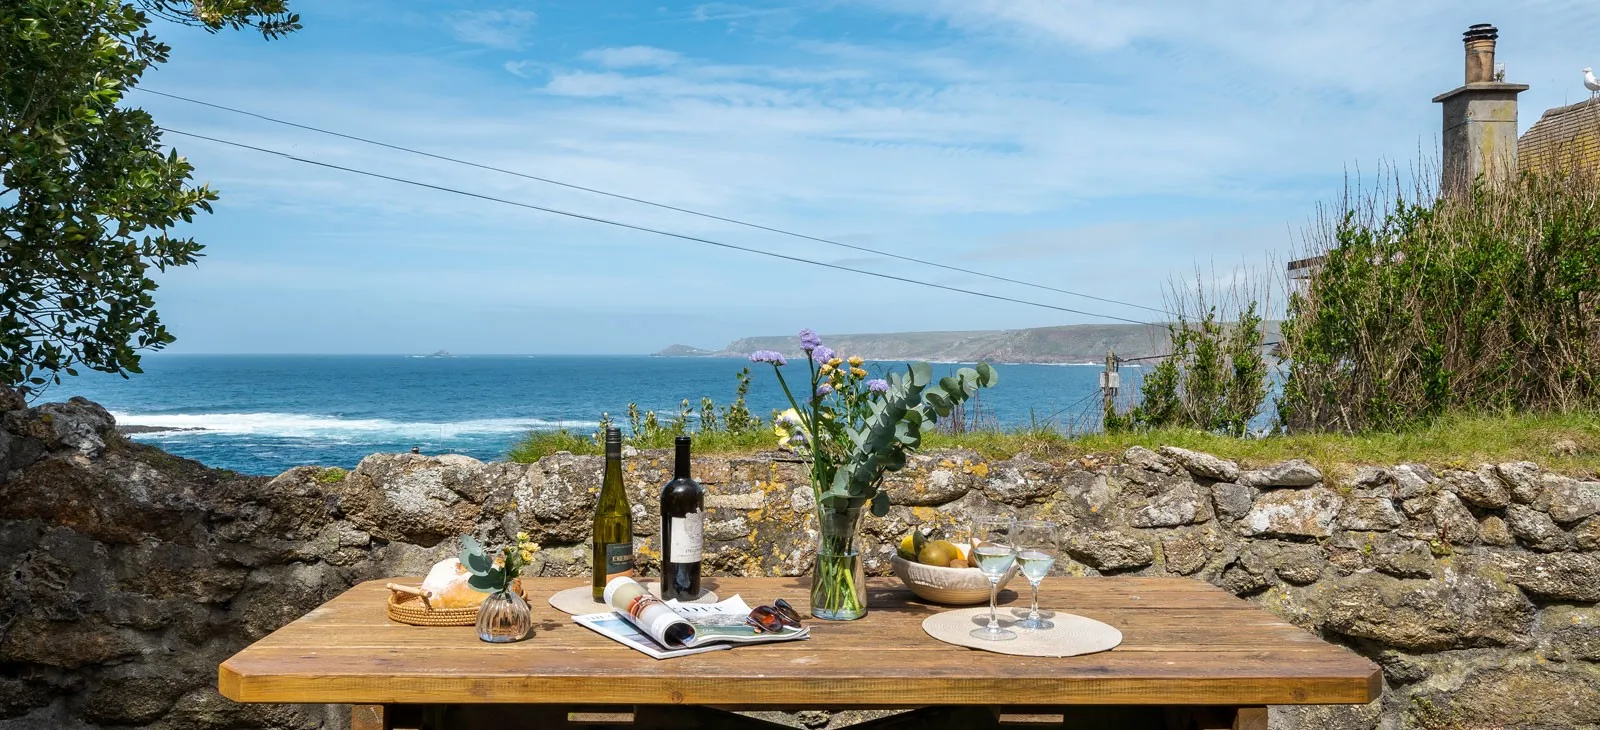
[3,393,1600,729]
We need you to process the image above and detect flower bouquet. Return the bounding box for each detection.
[751,330,997,620]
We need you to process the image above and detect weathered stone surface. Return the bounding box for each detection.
[1494,461,1543,503]
[1273,543,1327,585]
[1316,563,1534,650]
[1441,467,1510,509]
[882,452,980,506]
[1537,475,1600,524]
[1209,482,1254,521]
[1505,503,1573,552]
[980,455,1060,505]
[1545,605,1600,662]
[1158,446,1239,482]
[1390,463,1434,500]
[1478,515,1514,547]
[1576,516,1600,551]
[1160,533,1207,575]
[1410,667,1600,730]
[1237,459,1322,489]
[1369,534,1435,579]
[1238,486,1342,539]
[1491,551,1600,601]
[1338,496,1402,531]
[1343,465,1392,490]
[1064,530,1153,571]
[1121,445,1173,474]
[1130,483,1213,528]
[1431,492,1480,545]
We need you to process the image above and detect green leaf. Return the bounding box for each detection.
[909,362,933,387]
[459,536,493,576]
[939,376,961,395]
[870,491,891,517]
[467,568,504,593]
[975,361,999,387]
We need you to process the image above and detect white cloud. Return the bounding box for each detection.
[448,9,538,50]
[581,45,684,69]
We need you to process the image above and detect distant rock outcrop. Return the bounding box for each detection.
[661,322,1282,364]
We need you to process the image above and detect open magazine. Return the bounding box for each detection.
[575,577,809,659]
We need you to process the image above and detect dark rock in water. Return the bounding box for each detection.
[117,425,207,435]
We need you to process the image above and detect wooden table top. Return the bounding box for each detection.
[219,576,1381,709]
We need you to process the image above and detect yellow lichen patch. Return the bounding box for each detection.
[965,462,990,477]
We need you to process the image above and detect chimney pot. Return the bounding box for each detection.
[1463,23,1498,84]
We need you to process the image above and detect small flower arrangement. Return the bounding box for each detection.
[753,329,998,518]
[459,533,540,594]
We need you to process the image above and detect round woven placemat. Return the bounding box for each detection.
[921,608,1121,657]
[547,583,721,615]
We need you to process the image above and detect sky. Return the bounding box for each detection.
[133,0,1600,354]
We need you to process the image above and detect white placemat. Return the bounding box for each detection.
[921,608,1122,657]
[547,583,720,615]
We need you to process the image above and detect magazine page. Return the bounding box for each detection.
[572,612,730,660]
[597,577,810,652]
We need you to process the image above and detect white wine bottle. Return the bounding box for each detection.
[592,427,633,601]
[659,436,704,601]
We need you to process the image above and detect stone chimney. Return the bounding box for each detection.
[1433,24,1528,194]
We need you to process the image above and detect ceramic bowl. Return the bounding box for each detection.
[890,543,1019,605]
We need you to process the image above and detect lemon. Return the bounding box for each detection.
[917,540,963,567]
[897,530,927,561]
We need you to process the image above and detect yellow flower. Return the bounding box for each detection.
[819,363,834,375]
[848,356,864,367]
[851,367,868,378]
[827,357,843,367]
[516,532,529,542]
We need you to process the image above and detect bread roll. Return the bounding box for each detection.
[418,557,523,608]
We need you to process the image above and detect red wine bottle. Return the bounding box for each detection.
[659,436,704,601]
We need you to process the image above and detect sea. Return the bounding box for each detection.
[52,355,1142,476]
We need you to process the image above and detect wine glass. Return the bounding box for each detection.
[968,516,1018,641]
[1013,520,1058,631]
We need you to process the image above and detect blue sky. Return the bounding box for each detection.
[137,0,1600,354]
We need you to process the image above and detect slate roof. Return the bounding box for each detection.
[1518,98,1600,173]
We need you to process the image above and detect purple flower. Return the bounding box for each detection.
[867,379,889,393]
[749,350,787,366]
[815,383,834,397]
[798,329,822,352]
[811,345,836,364]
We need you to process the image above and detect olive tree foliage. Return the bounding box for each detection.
[1,0,297,396]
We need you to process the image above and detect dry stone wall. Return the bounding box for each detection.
[4,395,1600,729]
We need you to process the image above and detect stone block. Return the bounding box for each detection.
[1064,530,1153,571]
[1238,486,1342,539]
[1158,446,1239,482]
[1506,503,1573,552]
[1338,496,1402,531]
[1130,483,1213,528]
[1236,459,1322,488]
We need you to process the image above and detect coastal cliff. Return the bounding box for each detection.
[2,395,1599,729]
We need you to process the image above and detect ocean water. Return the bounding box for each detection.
[53,355,1138,476]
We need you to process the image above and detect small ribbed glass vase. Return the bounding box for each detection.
[476,589,532,643]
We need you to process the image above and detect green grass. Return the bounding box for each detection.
[505,411,1600,474]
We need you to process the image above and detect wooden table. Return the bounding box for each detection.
[219,576,1380,730]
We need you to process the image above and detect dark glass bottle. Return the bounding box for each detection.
[592,427,633,601]
[659,436,704,601]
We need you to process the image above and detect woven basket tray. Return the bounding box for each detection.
[385,580,527,626]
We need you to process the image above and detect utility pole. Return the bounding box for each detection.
[1100,348,1120,416]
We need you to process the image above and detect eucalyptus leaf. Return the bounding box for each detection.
[870,491,891,517]
[976,361,998,387]
[909,362,933,387]
[467,568,504,594]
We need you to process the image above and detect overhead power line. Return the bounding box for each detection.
[135,87,1173,317]
[161,128,1166,327]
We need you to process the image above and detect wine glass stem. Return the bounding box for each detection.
[1029,580,1040,621]
[988,579,1000,630]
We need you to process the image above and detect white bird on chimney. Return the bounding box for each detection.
[1586,67,1600,98]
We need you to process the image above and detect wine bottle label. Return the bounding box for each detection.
[603,542,635,581]
[668,511,703,564]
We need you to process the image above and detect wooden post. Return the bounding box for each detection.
[1099,349,1120,418]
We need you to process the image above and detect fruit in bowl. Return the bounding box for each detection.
[891,533,1017,605]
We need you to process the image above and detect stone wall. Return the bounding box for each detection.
[4,394,1600,729]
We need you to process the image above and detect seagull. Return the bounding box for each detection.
[1587,67,1600,99]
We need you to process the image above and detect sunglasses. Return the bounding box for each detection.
[745,598,803,633]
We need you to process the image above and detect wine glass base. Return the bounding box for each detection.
[1015,617,1054,631]
[970,626,1018,641]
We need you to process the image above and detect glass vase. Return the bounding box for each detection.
[476,589,532,643]
[811,504,867,621]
